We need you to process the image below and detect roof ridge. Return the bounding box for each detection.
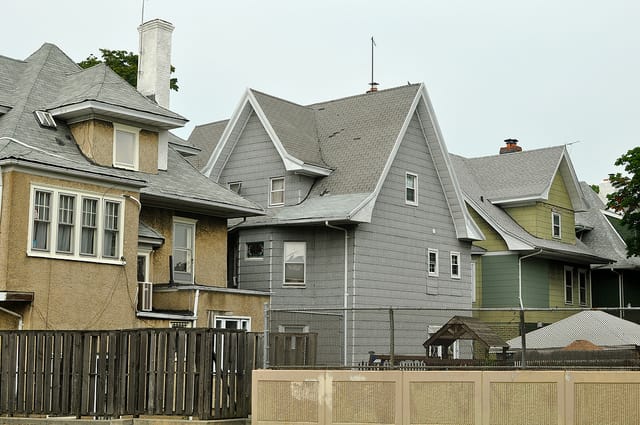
[193,119,229,129]
[0,54,26,64]
[307,83,422,108]
[250,88,309,110]
[463,144,566,161]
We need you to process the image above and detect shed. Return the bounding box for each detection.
[423,316,508,359]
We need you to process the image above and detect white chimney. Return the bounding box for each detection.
[137,19,174,109]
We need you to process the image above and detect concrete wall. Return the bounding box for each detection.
[253,369,640,425]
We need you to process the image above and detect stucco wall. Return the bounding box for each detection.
[0,169,140,330]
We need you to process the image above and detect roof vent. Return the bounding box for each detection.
[499,138,522,154]
[34,111,56,129]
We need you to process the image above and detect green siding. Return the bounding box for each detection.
[468,206,508,252]
[547,172,573,210]
[481,255,519,307]
[521,258,549,308]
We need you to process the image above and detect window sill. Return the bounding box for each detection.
[27,251,125,265]
[283,283,306,288]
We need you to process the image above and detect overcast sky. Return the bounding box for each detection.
[4,0,639,184]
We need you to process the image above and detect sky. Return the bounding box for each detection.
[4,0,639,184]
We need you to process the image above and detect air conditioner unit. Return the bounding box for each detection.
[141,282,153,312]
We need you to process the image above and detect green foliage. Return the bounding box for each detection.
[607,147,640,257]
[78,49,178,92]
[590,184,600,194]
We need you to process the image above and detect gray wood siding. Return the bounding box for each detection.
[217,111,315,208]
[353,112,473,310]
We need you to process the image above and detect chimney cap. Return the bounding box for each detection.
[500,138,522,154]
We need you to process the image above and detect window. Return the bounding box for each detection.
[32,190,52,250]
[28,185,124,263]
[284,241,306,285]
[578,269,588,306]
[173,218,196,283]
[564,266,573,304]
[56,194,75,253]
[138,252,152,312]
[246,241,264,259]
[103,201,120,258]
[269,177,285,206]
[450,252,461,279]
[212,315,251,331]
[113,123,139,170]
[552,212,561,239]
[228,182,242,194]
[428,249,439,277]
[405,172,418,205]
[81,198,98,255]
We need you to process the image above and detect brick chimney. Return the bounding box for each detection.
[137,19,174,109]
[499,138,522,154]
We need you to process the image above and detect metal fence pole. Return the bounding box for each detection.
[389,308,395,367]
[263,302,269,369]
[519,309,527,368]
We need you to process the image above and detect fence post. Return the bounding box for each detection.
[263,302,269,369]
[519,309,527,368]
[389,308,395,368]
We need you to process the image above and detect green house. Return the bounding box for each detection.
[451,141,611,340]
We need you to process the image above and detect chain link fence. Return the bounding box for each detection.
[262,306,640,369]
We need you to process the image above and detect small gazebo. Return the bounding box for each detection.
[423,316,509,359]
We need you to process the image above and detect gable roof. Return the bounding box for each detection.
[423,315,508,350]
[507,310,640,349]
[201,84,482,240]
[576,182,640,269]
[0,43,263,218]
[186,119,228,170]
[451,152,611,262]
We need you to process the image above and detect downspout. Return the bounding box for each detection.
[612,268,623,318]
[326,221,348,367]
[518,249,544,309]
[192,288,200,328]
[0,306,23,330]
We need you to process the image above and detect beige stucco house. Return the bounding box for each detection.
[0,19,268,331]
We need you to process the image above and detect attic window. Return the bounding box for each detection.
[34,111,57,128]
[228,182,242,194]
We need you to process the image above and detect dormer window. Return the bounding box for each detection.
[113,123,139,170]
[269,177,285,207]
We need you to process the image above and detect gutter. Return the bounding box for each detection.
[326,221,349,366]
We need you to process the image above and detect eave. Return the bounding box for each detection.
[140,191,265,218]
[48,100,187,130]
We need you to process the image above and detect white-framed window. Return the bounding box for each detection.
[578,269,588,306]
[552,211,562,239]
[28,185,124,264]
[284,241,306,285]
[172,217,197,283]
[564,266,574,305]
[246,241,264,259]
[228,182,242,194]
[212,315,251,331]
[113,123,140,170]
[405,172,418,205]
[269,177,285,207]
[137,251,153,312]
[428,248,439,277]
[450,251,461,279]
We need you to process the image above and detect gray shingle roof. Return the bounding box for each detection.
[1,43,262,218]
[451,153,611,262]
[576,182,640,269]
[186,119,228,170]
[456,146,566,202]
[507,310,640,349]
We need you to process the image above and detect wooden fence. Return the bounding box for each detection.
[0,328,263,419]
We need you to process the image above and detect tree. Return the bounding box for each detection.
[78,49,178,92]
[607,147,640,257]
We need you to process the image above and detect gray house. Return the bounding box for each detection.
[189,84,483,364]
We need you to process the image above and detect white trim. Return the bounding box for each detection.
[27,184,125,264]
[405,172,418,206]
[450,251,461,279]
[428,248,439,277]
[113,123,140,171]
[564,265,574,305]
[471,261,477,303]
[212,315,251,331]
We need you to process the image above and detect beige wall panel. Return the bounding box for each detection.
[2,171,139,330]
[482,371,564,425]
[198,292,268,330]
[152,290,194,312]
[70,120,113,167]
[139,129,159,174]
[0,171,16,288]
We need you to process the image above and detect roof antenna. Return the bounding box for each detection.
[367,37,379,93]
[141,0,146,24]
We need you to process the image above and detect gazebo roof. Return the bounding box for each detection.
[423,316,508,350]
